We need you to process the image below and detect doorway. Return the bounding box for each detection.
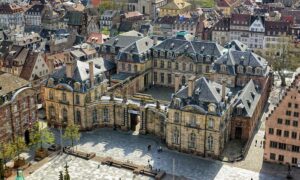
[24,130,30,145]
[235,127,242,139]
[130,113,138,131]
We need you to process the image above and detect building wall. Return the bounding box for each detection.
[264,74,300,166]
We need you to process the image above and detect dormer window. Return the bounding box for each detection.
[160,50,165,57]
[246,66,252,74]
[153,50,158,57]
[221,64,226,73]
[255,67,261,75]
[237,107,243,115]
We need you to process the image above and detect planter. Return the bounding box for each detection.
[14,157,25,168]
[35,148,48,160]
[4,167,12,178]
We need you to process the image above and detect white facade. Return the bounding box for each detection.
[0,12,24,28]
[248,18,265,49]
[25,12,42,26]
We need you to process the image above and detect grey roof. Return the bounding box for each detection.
[86,57,116,73]
[111,72,134,81]
[232,79,261,117]
[176,77,229,103]
[152,38,223,59]
[213,49,268,75]
[224,40,249,52]
[172,77,230,116]
[103,34,143,49]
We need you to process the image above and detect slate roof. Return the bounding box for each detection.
[103,31,144,49]
[213,49,268,76]
[173,77,230,116]
[25,4,45,14]
[232,79,260,117]
[224,40,249,51]
[65,11,84,26]
[152,38,223,59]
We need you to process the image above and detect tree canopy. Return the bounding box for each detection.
[30,122,55,150]
[63,124,80,148]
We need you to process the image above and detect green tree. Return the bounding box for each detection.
[0,142,14,169]
[63,124,80,149]
[59,171,63,180]
[12,137,27,160]
[30,121,55,151]
[64,163,70,180]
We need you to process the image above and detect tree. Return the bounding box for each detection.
[59,171,63,180]
[64,163,70,180]
[12,137,27,160]
[30,121,55,151]
[63,124,80,149]
[0,142,14,169]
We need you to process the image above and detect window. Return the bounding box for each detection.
[286,111,291,116]
[293,121,298,127]
[92,109,97,124]
[277,118,283,124]
[160,61,164,68]
[292,145,300,152]
[284,131,289,137]
[288,103,292,108]
[154,72,157,82]
[189,64,193,71]
[122,63,125,70]
[182,63,186,71]
[207,134,213,150]
[270,153,276,160]
[181,76,186,85]
[167,61,171,68]
[188,132,196,148]
[269,128,274,135]
[292,157,298,164]
[292,132,297,139]
[174,112,180,123]
[103,107,109,123]
[49,106,55,119]
[175,62,179,70]
[276,129,282,136]
[294,112,299,117]
[173,127,180,144]
[128,64,131,72]
[76,110,81,125]
[285,119,290,125]
[295,104,298,109]
[221,65,226,72]
[278,143,286,150]
[62,108,68,123]
[168,74,172,84]
[49,90,54,100]
[208,118,214,129]
[75,95,80,104]
[154,60,157,67]
[270,141,277,148]
[62,92,67,101]
[278,155,284,162]
[134,65,138,72]
[160,73,164,83]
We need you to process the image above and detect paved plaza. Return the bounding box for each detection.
[51,128,284,180]
[27,154,152,180]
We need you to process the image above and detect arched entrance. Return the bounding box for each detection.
[24,129,30,145]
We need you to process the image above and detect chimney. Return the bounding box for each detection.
[66,61,73,78]
[89,61,94,88]
[188,76,196,97]
[174,74,180,93]
[222,80,226,102]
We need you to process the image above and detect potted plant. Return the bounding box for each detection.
[12,137,27,168]
[30,122,55,160]
[0,142,14,177]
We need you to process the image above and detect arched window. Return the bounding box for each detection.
[255,67,261,75]
[181,76,186,85]
[190,115,196,126]
[189,132,196,148]
[175,62,179,70]
[134,65,138,72]
[174,112,180,123]
[49,90,54,100]
[208,118,214,129]
[182,63,186,71]
[238,66,244,74]
[173,127,180,144]
[75,94,80,104]
[62,108,68,124]
[62,92,67,101]
[221,64,226,73]
[207,134,213,151]
[189,64,193,71]
[103,107,109,123]
[76,110,81,125]
[246,66,252,74]
[49,106,55,119]
[92,109,97,124]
